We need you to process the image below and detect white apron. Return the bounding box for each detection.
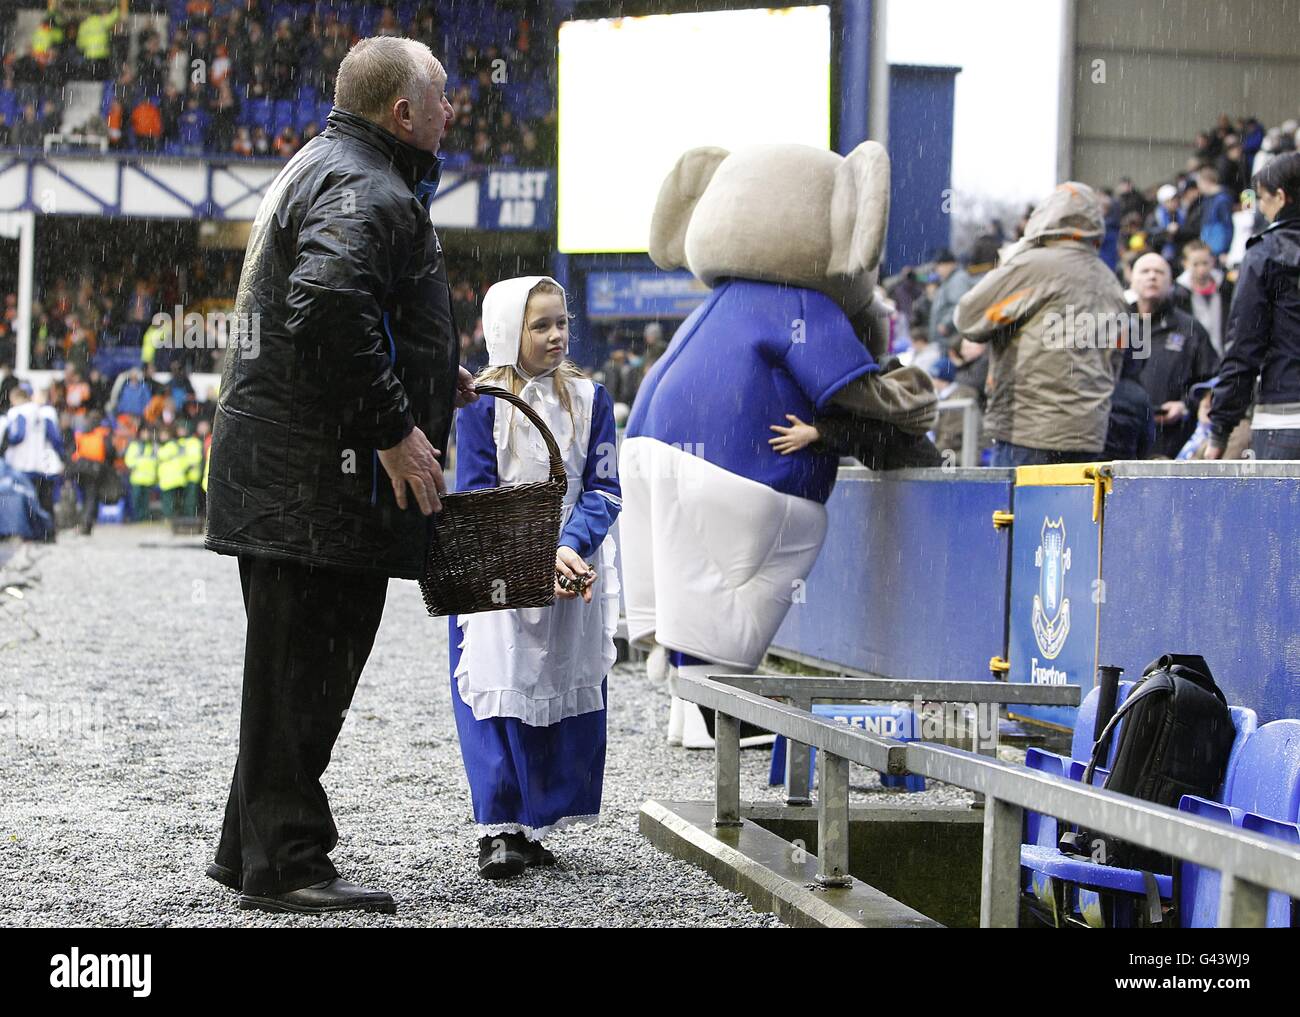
[454,373,620,726]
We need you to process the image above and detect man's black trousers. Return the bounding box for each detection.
[214,554,389,895]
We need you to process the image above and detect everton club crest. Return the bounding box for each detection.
[1032,516,1071,660]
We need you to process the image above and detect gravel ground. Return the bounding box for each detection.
[0,525,978,928]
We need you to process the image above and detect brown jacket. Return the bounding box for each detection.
[955,183,1128,453]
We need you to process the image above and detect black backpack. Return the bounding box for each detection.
[1062,654,1236,876]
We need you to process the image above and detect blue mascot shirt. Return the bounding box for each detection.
[626,278,877,503]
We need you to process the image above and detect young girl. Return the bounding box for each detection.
[448,275,621,880]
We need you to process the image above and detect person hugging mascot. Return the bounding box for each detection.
[619,140,941,748]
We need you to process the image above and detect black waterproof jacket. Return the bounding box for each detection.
[205,108,459,578]
[1210,208,1300,443]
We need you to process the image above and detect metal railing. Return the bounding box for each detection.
[675,669,1300,928]
[934,396,982,467]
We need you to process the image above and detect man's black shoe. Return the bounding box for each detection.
[478,834,527,880]
[205,861,241,891]
[237,877,397,915]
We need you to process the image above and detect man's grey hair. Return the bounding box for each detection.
[334,37,443,122]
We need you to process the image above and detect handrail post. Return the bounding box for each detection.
[714,712,743,827]
[785,693,812,806]
[961,399,980,467]
[816,751,852,887]
[979,795,1023,927]
[973,702,999,808]
[1217,874,1269,928]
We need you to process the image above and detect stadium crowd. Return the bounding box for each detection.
[879,112,1300,465]
[0,0,556,165]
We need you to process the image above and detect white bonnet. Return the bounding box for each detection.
[481,275,565,368]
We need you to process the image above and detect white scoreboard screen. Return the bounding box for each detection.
[557,6,833,254]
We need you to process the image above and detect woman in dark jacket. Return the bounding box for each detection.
[1207,152,1300,459]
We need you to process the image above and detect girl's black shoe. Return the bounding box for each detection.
[521,839,556,867]
[477,834,527,880]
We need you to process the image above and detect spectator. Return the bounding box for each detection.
[155,423,187,517]
[106,99,126,149]
[0,362,17,414]
[1115,175,1151,220]
[13,104,43,148]
[0,382,62,540]
[137,29,168,99]
[954,182,1128,467]
[71,410,117,535]
[231,126,253,156]
[930,248,972,353]
[209,80,239,151]
[272,125,300,158]
[1217,136,1247,198]
[1179,178,1204,247]
[1175,239,1234,357]
[1195,165,1235,257]
[1207,152,1300,460]
[109,367,154,419]
[179,419,204,516]
[76,2,121,79]
[131,98,165,152]
[1145,183,1183,263]
[160,83,184,141]
[124,424,159,521]
[1129,252,1218,458]
[906,330,942,375]
[1104,341,1156,460]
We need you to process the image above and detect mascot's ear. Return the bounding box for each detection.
[648,146,730,271]
[829,140,891,278]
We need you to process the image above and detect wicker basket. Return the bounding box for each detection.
[419,384,568,617]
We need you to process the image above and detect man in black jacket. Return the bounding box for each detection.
[203,36,476,914]
[1207,152,1300,459]
[1130,253,1218,458]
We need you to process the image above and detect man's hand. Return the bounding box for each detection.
[454,366,479,408]
[377,426,445,514]
[1156,400,1188,425]
[1203,441,1225,460]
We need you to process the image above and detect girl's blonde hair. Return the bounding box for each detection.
[475,278,585,453]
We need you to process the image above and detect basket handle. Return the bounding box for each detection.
[471,384,566,485]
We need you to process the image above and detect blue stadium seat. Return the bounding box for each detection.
[243,97,271,131]
[1240,813,1299,927]
[271,99,295,136]
[1176,723,1300,927]
[179,110,210,151]
[1221,706,1260,796]
[317,100,334,126]
[1021,702,1258,927]
[1023,748,1068,911]
[0,88,21,124]
[1175,796,1237,928]
[1219,717,1300,818]
[1069,680,1136,771]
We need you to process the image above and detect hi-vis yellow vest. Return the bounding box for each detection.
[124,440,158,486]
[156,440,188,490]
